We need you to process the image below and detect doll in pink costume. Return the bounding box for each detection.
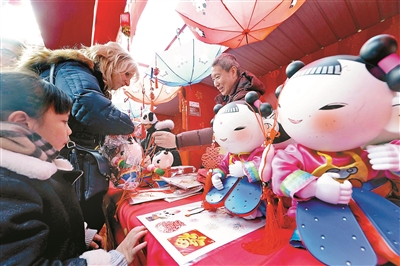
[206,92,274,219]
[270,34,400,265]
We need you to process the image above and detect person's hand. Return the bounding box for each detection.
[152,131,177,149]
[229,161,244,177]
[315,173,353,205]
[212,173,224,190]
[116,226,148,264]
[366,144,400,171]
[89,233,104,249]
[142,155,151,168]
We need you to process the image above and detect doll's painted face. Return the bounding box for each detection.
[278,58,393,152]
[152,150,174,168]
[112,141,143,166]
[213,102,265,154]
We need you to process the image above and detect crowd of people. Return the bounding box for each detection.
[0,37,267,265]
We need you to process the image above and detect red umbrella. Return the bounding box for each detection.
[175,0,306,49]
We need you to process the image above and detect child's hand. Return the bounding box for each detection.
[142,155,151,168]
[116,226,148,264]
[89,233,104,249]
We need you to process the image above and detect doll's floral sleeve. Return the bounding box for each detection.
[243,147,264,182]
[271,144,318,200]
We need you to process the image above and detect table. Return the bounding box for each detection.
[104,186,323,266]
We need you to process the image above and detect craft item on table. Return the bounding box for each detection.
[129,186,174,205]
[170,165,197,176]
[270,34,400,265]
[163,186,203,203]
[204,91,275,219]
[137,201,265,265]
[184,208,205,217]
[128,185,203,205]
[100,134,143,186]
[160,173,203,190]
[145,209,182,222]
[141,150,175,188]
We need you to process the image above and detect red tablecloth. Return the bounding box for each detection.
[106,187,322,266]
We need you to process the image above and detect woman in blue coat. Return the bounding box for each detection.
[17,42,139,231]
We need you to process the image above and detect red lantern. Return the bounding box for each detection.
[154,67,159,89]
[120,12,130,37]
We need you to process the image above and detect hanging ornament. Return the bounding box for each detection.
[154,54,159,89]
[154,67,159,89]
[148,73,155,111]
[120,12,131,37]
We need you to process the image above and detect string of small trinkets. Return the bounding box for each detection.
[113,135,164,219]
[243,91,296,255]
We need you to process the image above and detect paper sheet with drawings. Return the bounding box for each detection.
[137,201,265,265]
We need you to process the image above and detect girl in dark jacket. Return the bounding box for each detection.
[0,71,147,266]
[16,42,140,231]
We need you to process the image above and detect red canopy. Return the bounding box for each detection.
[30,0,148,49]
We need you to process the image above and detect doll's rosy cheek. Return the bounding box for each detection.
[312,112,344,133]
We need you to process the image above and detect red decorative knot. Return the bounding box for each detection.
[201,144,222,169]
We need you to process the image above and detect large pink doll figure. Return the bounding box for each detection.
[271,34,400,265]
[205,92,274,219]
[364,91,400,205]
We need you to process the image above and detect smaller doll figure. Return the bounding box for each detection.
[205,92,273,219]
[271,34,400,265]
[101,135,143,187]
[148,150,174,177]
[140,150,174,188]
[141,111,182,166]
[363,91,400,205]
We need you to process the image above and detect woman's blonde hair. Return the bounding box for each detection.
[82,42,139,90]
